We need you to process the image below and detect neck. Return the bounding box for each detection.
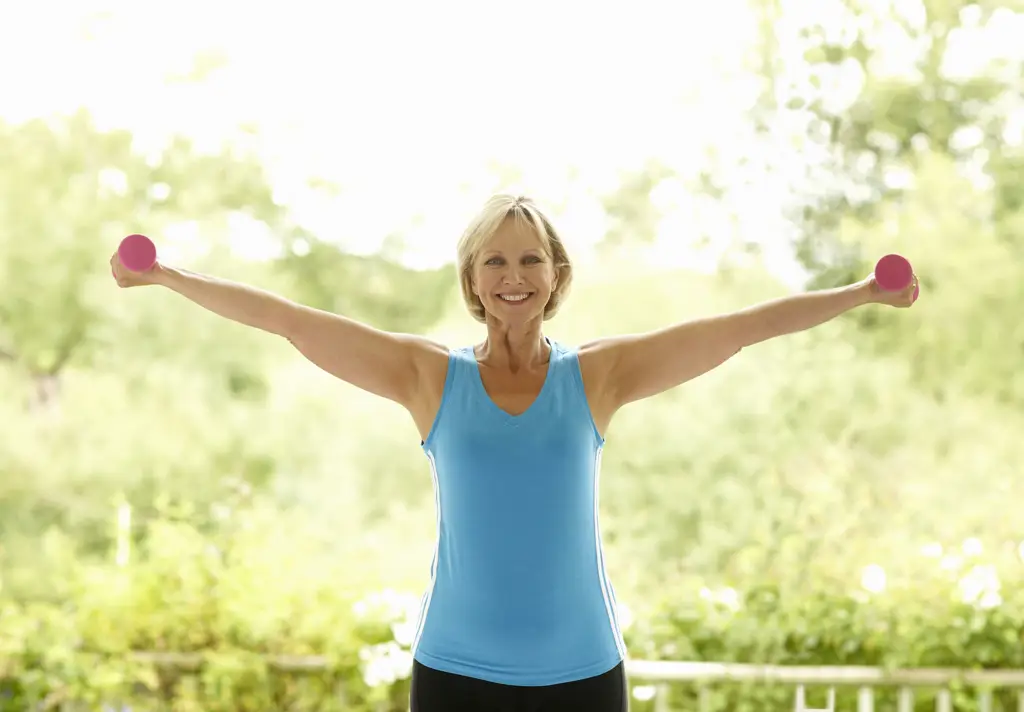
[478,318,549,373]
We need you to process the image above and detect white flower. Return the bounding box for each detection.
[861,564,887,594]
[699,586,740,611]
[962,538,983,557]
[632,685,657,702]
[958,564,1001,609]
[978,590,1003,610]
[391,619,417,648]
[940,555,963,572]
[360,642,414,688]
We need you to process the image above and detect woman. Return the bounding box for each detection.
[110,194,917,712]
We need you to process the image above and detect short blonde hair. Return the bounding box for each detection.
[456,194,574,323]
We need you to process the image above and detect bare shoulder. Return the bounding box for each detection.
[577,334,608,358]
[403,334,451,384]
[577,336,627,381]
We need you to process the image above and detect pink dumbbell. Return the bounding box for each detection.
[874,253,919,302]
[118,234,157,272]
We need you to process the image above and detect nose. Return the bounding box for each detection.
[502,264,524,284]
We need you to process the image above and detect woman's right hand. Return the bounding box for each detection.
[110,250,160,288]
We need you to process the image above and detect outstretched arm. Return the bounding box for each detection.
[148,264,444,407]
[589,274,916,409]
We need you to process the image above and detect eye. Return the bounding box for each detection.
[523,255,543,264]
[484,257,503,266]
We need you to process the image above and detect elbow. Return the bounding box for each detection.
[717,345,742,367]
[272,301,304,342]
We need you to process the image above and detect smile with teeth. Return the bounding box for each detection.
[498,292,533,303]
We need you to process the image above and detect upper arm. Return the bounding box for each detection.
[281,303,448,409]
[585,314,748,410]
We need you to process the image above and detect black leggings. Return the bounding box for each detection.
[410,660,629,712]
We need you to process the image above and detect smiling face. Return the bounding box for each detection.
[456,195,574,324]
[471,216,558,326]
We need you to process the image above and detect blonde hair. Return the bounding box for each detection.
[456,194,574,323]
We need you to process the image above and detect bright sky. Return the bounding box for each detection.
[1,0,1018,284]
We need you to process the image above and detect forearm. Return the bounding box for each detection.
[151,265,295,337]
[735,279,874,347]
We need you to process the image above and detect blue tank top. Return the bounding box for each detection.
[411,339,627,686]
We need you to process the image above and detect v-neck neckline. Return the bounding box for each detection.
[469,339,554,420]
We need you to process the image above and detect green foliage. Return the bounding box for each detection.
[0,499,419,711]
[0,112,454,596]
[763,0,1024,273]
[599,159,677,249]
[2,526,1023,710]
[3,1,1024,707]
[626,557,1024,712]
[0,111,284,376]
[274,239,456,334]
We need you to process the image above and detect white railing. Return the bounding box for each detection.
[626,660,1024,712]
[16,653,1024,711]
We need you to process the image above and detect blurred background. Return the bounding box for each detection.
[1,0,1023,710]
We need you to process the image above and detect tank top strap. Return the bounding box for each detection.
[545,339,585,397]
[542,340,605,446]
[421,346,478,448]
[424,340,603,449]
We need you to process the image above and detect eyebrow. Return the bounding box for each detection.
[481,248,544,256]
